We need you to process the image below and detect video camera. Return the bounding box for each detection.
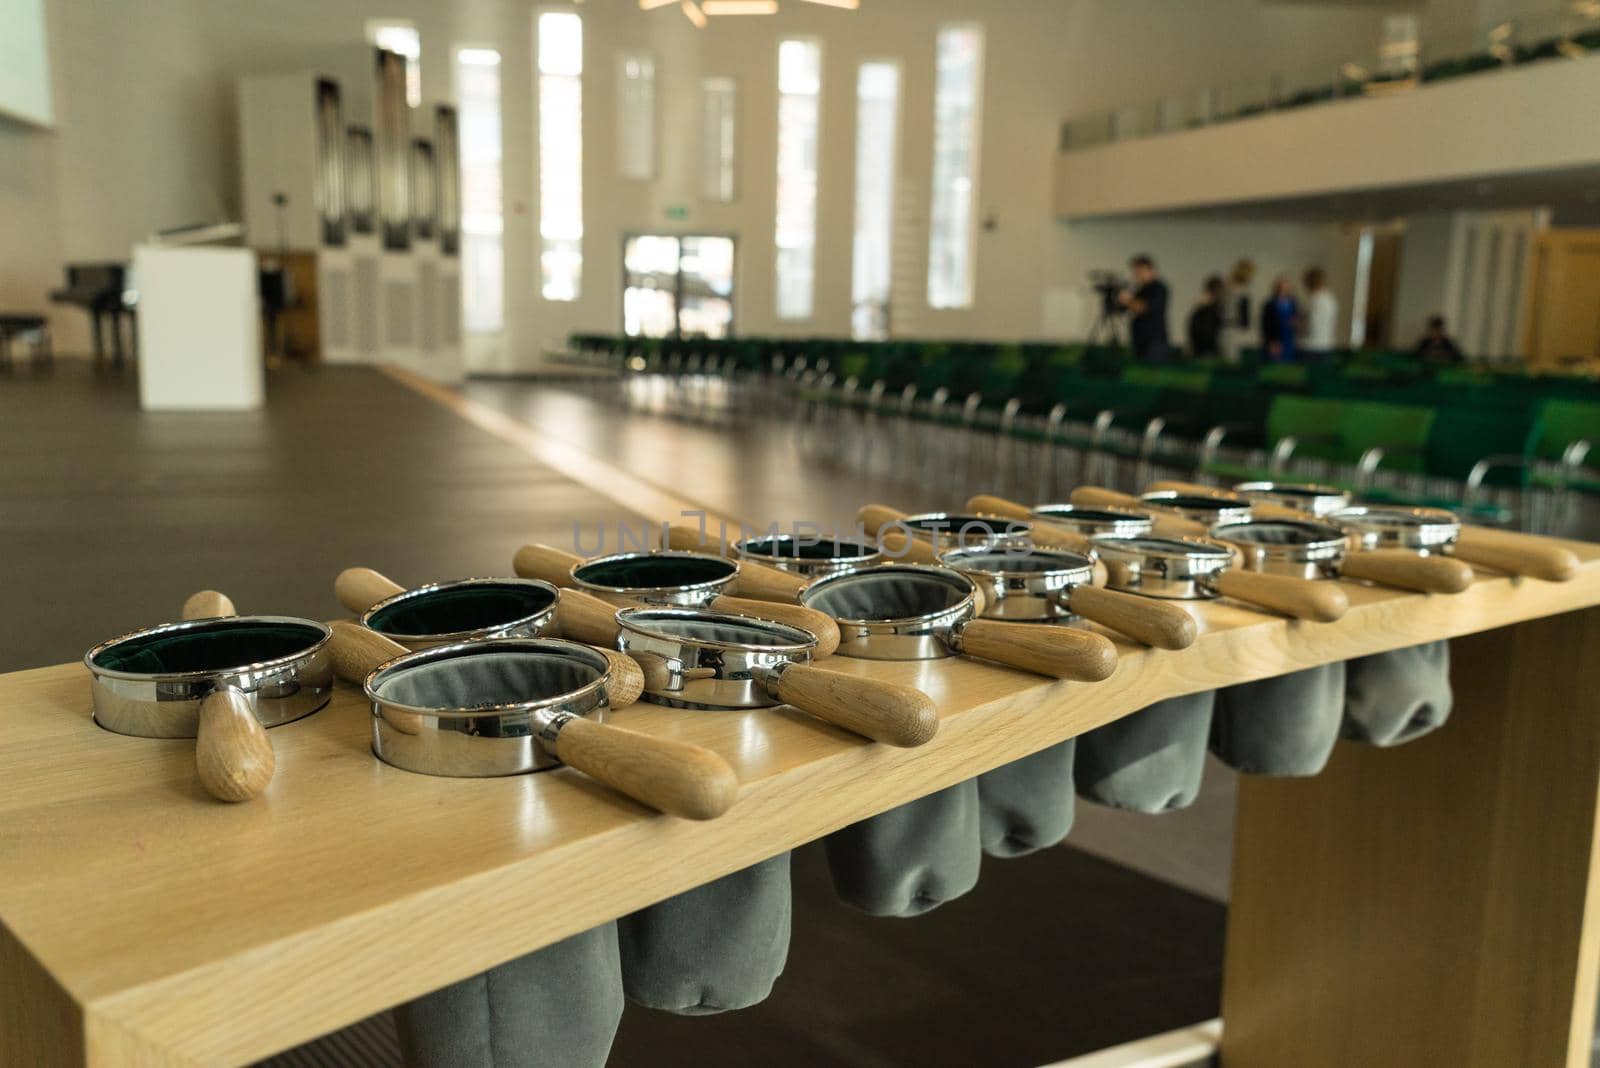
[1089,271,1128,317]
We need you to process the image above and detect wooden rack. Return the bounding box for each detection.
[3,538,1598,1066]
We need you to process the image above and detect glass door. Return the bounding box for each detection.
[623,234,735,338]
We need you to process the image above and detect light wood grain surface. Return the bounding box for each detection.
[5,538,1600,1065]
[7,369,1600,1067]
[1222,608,1600,1068]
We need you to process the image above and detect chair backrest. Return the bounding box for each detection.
[1263,395,1343,452]
[1335,401,1435,470]
[1423,405,1540,484]
[1534,400,1600,462]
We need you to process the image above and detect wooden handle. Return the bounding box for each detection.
[1452,527,1580,583]
[1067,585,1197,649]
[598,649,644,708]
[773,664,938,747]
[1150,512,1213,538]
[663,524,735,557]
[1211,570,1349,622]
[327,620,410,685]
[957,620,1118,681]
[1339,550,1474,594]
[965,494,1094,553]
[181,590,236,621]
[711,596,840,657]
[334,567,406,615]
[877,529,941,564]
[856,503,909,536]
[512,543,584,588]
[196,689,275,803]
[1146,480,1302,522]
[729,558,809,605]
[553,587,623,646]
[1145,479,1221,496]
[1069,485,1145,511]
[1069,486,1211,537]
[549,717,739,820]
[965,494,1035,521]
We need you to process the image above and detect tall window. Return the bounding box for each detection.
[927,25,983,310]
[538,10,583,301]
[851,62,899,340]
[774,39,821,320]
[367,21,421,107]
[454,48,504,334]
[701,77,737,203]
[616,53,656,180]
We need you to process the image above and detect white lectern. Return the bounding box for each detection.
[134,245,263,411]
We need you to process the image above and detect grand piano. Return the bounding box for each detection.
[50,263,137,367]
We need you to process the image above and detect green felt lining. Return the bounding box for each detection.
[91,621,325,676]
[575,556,736,590]
[368,583,556,637]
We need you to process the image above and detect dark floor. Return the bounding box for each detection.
[262,843,1226,1068]
[0,361,636,672]
[608,843,1224,1068]
[4,362,1227,1066]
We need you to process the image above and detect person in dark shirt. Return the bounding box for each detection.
[1415,315,1463,365]
[1260,276,1300,362]
[1188,274,1225,357]
[1118,254,1171,362]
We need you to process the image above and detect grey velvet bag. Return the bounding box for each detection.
[1074,691,1216,813]
[617,853,791,1016]
[1342,640,1453,747]
[823,779,982,917]
[977,740,1077,858]
[1211,662,1347,777]
[396,923,624,1068]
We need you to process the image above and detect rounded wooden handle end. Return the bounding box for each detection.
[552,717,739,820]
[729,559,809,605]
[965,494,1035,521]
[1453,528,1580,583]
[196,689,275,803]
[775,664,939,747]
[1069,585,1197,649]
[1340,550,1473,594]
[181,590,237,621]
[1213,570,1349,622]
[598,649,645,708]
[334,567,406,615]
[326,620,410,685]
[512,544,584,587]
[959,620,1118,681]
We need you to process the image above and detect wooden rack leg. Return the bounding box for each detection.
[1221,608,1600,1068]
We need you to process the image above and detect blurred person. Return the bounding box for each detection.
[1221,258,1255,363]
[1118,254,1171,363]
[1301,267,1339,365]
[1260,276,1300,362]
[1188,274,1225,357]
[1415,315,1463,365]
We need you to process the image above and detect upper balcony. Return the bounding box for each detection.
[1055,11,1600,220]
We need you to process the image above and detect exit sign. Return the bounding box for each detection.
[664,204,690,221]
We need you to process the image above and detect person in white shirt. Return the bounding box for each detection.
[1302,267,1339,364]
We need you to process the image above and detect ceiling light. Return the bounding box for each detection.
[703,0,778,12]
[639,0,677,9]
[681,0,707,27]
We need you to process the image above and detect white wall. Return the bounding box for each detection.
[1391,207,1545,356]
[0,0,1399,363]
